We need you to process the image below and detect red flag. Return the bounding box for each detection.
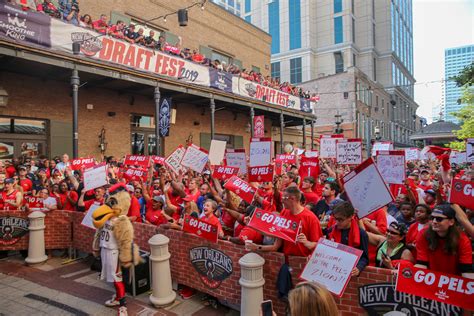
[421,146,451,171]
[182,215,219,243]
[248,209,301,243]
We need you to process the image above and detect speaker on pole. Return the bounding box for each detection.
[178,9,188,26]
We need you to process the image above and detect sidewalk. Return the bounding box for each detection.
[0,253,239,316]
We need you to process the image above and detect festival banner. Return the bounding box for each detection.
[124,155,150,168]
[275,154,296,164]
[248,165,274,182]
[209,68,233,93]
[180,144,209,174]
[71,157,95,170]
[449,178,474,210]
[336,139,363,165]
[159,97,171,137]
[211,165,239,180]
[376,151,406,185]
[122,167,148,182]
[319,135,344,159]
[405,148,420,161]
[253,115,265,138]
[165,145,187,175]
[25,196,44,209]
[182,215,219,243]
[225,149,247,175]
[247,209,301,243]
[300,238,362,297]
[299,152,320,178]
[223,176,256,204]
[396,261,474,310]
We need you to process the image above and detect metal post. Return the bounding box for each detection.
[210,97,216,140]
[310,119,315,150]
[71,69,80,158]
[279,112,284,153]
[249,106,255,138]
[154,86,161,155]
[365,118,372,157]
[302,118,307,149]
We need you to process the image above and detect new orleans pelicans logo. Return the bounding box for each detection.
[454,182,463,192]
[0,216,29,245]
[189,247,233,289]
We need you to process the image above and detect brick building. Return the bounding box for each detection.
[0,0,316,160]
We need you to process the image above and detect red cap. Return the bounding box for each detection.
[109,183,127,194]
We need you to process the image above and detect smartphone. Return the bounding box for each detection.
[261,300,273,316]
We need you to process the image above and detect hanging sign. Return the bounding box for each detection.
[253,115,265,138]
[159,97,172,137]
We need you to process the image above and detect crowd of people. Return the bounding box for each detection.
[7,0,317,100]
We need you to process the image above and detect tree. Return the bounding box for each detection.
[446,88,474,150]
[451,62,474,87]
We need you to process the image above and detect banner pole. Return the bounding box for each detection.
[154,85,161,155]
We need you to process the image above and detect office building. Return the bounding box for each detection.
[210,0,242,17]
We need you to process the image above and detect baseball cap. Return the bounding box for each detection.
[152,196,164,204]
[182,195,194,202]
[203,170,211,175]
[420,169,430,174]
[431,204,455,219]
[424,189,436,197]
[18,165,27,170]
[125,185,135,192]
[4,178,14,184]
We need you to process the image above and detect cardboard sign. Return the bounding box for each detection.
[248,165,274,182]
[299,153,320,179]
[319,135,343,159]
[84,163,108,191]
[180,144,209,174]
[253,115,265,138]
[396,261,474,310]
[223,176,256,204]
[225,149,247,175]
[249,139,272,167]
[467,138,474,163]
[212,165,239,180]
[247,209,300,243]
[376,151,406,185]
[336,139,362,165]
[71,157,95,170]
[343,158,393,218]
[371,141,393,156]
[123,167,148,182]
[182,215,219,243]
[209,140,227,165]
[275,154,296,164]
[124,155,150,167]
[25,196,44,209]
[165,145,187,175]
[300,238,363,297]
[449,178,474,210]
[450,151,467,165]
[405,148,420,161]
[81,203,100,230]
[151,155,165,165]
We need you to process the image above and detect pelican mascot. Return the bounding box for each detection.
[92,183,142,316]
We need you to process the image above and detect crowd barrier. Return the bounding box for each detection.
[0,210,467,316]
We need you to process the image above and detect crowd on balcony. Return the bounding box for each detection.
[7,0,318,101]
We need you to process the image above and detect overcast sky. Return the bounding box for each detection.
[413,0,474,122]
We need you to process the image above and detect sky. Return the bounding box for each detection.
[413,0,474,122]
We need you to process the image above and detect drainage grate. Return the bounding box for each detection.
[24,293,89,316]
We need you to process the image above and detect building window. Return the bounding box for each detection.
[373,58,377,81]
[334,52,344,73]
[351,0,354,14]
[289,0,301,50]
[245,15,251,22]
[268,0,280,54]
[353,53,356,66]
[334,0,342,13]
[372,22,376,46]
[271,62,281,80]
[352,17,356,43]
[252,65,261,73]
[290,57,302,84]
[334,16,343,44]
[245,0,251,13]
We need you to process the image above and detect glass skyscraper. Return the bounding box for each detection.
[210,0,242,17]
[443,44,474,123]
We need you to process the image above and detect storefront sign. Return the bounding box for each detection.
[0,216,29,245]
[189,246,233,289]
[359,283,462,316]
[248,209,300,243]
[182,215,218,243]
[449,178,474,209]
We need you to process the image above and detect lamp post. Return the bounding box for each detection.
[334,112,343,135]
[374,126,381,141]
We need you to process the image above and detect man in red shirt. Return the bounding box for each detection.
[18,165,33,195]
[248,186,322,257]
[145,196,168,226]
[254,181,277,212]
[78,187,105,212]
[126,185,142,223]
[301,176,320,205]
[417,169,433,191]
[2,178,22,210]
[92,14,108,34]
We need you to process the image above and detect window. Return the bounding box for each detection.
[289,0,301,50]
[334,16,343,44]
[334,52,344,73]
[352,17,355,43]
[252,65,261,73]
[372,22,376,46]
[373,58,377,81]
[268,0,280,54]
[212,51,230,65]
[351,0,354,14]
[0,117,47,135]
[334,0,342,13]
[245,15,251,22]
[353,53,356,66]
[271,62,281,80]
[290,57,302,84]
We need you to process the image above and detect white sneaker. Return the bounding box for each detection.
[105,295,120,307]
[118,306,128,316]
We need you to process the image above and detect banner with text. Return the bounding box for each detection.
[211,165,239,180]
[124,155,150,168]
[336,139,363,165]
[223,176,256,204]
[248,209,300,243]
[448,178,474,210]
[182,215,218,243]
[71,157,95,170]
[248,165,274,182]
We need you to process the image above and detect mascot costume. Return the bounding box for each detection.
[92,183,142,316]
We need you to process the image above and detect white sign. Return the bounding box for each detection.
[83,164,107,191]
[376,151,406,185]
[371,142,393,156]
[81,203,100,230]
[319,136,341,159]
[209,140,227,165]
[180,144,209,174]
[165,146,187,175]
[343,158,393,218]
[450,151,467,164]
[336,139,362,165]
[225,149,247,175]
[249,140,272,167]
[300,238,362,297]
[405,148,420,161]
[467,138,474,163]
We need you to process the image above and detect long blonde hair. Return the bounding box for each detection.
[289,282,339,316]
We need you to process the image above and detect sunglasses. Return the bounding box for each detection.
[387,230,402,236]
[431,216,448,223]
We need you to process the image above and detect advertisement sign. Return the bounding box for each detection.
[448,178,474,210]
[0,216,29,245]
[247,209,300,243]
[180,144,209,174]
[189,246,233,289]
[253,115,265,138]
[212,165,239,180]
[223,176,256,204]
[182,215,219,243]
[336,139,363,165]
[71,157,95,170]
[376,151,406,185]
[248,165,274,182]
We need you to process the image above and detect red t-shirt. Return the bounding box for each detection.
[146,208,167,226]
[314,183,324,197]
[416,229,472,275]
[257,188,276,212]
[185,188,200,202]
[92,20,107,34]
[19,179,33,193]
[127,195,142,223]
[280,207,322,257]
[238,225,263,244]
[406,222,430,259]
[365,208,388,265]
[303,191,320,205]
[203,214,223,236]
[59,191,78,211]
[84,199,103,212]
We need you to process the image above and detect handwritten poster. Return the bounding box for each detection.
[343,158,393,218]
[180,144,209,174]
[300,238,362,297]
[209,140,227,165]
[376,151,406,185]
[319,135,343,159]
[449,151,467,165]
[81,203,100,230]
[83,164,108,191]
[336,139,362,165]
[371,141,393,156]
[467,138,474,163]
[225,149,247,175]
[405,148,420,161]
[165,145,187,175]
[249,139,272,167]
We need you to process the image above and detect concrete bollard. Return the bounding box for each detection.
[148,234,176,307]
[239,253,265,316]
[25,211,48,265]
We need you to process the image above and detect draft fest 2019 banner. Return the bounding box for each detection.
[0,3,314,113]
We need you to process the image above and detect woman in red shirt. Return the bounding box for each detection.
[145,196,168,226]
[202,199,224,238]
[406,204,431,258]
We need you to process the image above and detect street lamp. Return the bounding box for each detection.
[374,126,381,140]
[334,112,344,134]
